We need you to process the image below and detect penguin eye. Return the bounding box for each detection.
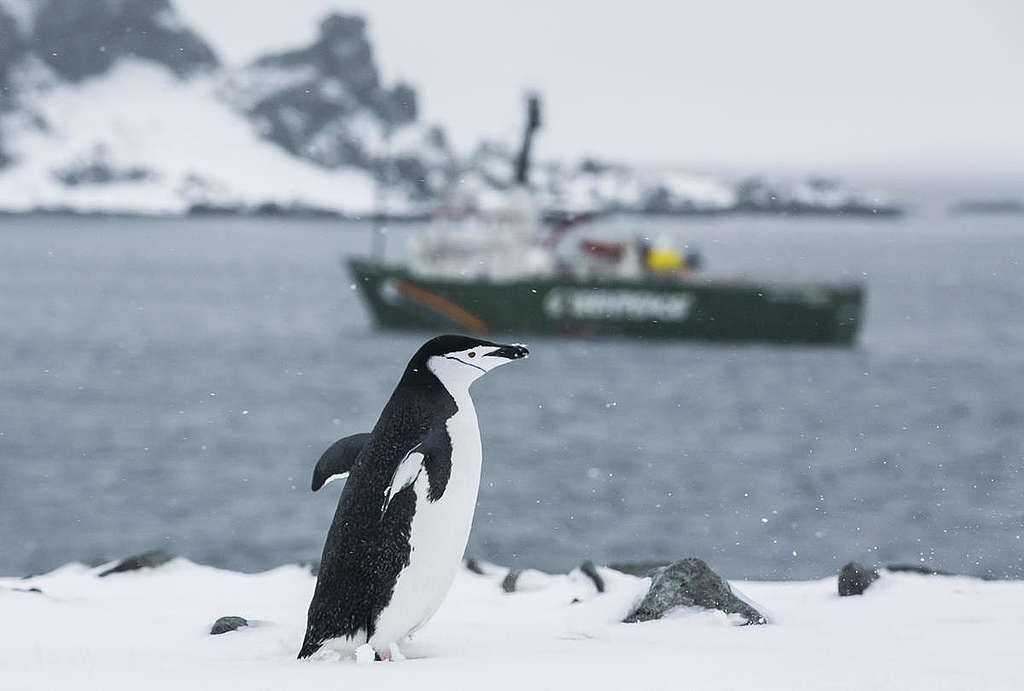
[467,351,476,358]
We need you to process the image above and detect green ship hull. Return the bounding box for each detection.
[348,258,864,345]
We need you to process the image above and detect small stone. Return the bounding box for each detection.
[838,562,880,596]
[210,616,249,635]
[624,557,766,625]
[98,551,175,577]
[580,560,605,593]
[298,560,320,576]
[501,569,522,593]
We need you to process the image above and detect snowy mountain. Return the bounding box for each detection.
[0,1,441,215]
[0,0,900,217]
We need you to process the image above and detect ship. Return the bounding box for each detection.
[348,96,864,345]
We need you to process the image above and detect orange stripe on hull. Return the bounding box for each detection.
[395,280,489,333]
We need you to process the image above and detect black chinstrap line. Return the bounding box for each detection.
[443,355,486,373]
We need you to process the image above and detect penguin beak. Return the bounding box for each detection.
[485,343,529,361]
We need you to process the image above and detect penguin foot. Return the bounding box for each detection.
[373,643,405,662]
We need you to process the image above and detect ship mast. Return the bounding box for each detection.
[513,94,542,187]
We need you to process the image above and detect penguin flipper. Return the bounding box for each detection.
[381,425,452,515]
[312,432,371,491]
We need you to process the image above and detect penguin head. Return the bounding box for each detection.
[411,334,529,390]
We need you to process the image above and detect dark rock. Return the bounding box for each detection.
[210,616,248,635]
[885,564,955,577]
[838,562,880,596]
[250,14,411,127]
[11,587,43,594]
[464,558,485,575]
[225,12,455,201]
[0,5,25,165]
[0,5,26,93]
[501,569,522,593]
[623,557,766,625]
[53,147,155,186]
[608,561,670,577]
[579,560,605,593]
[98,550,175,577]
[31,0,218,82]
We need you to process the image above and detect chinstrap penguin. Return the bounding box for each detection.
[298,335,529,661]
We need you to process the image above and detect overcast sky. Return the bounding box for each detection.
[177,0,1024,175]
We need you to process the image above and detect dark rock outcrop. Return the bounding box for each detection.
[579,560,605,593]
[838,562,880,596]
[0,4,25,165]
[297,560,320,577]
[0,4,26,93]
[464,558,485,575]
[250,14,414,129]
[223,13,454,200]
[624,557,766,625]
[31,0,218,82]
[53,148,154,186]
[98,550,175,577]
[210,616,249,635]
[885,563,955,577]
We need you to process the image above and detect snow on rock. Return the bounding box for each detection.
[1,558,1022,690]
[0,59,379,215]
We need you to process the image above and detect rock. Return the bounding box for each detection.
[298,560,320,577]
[464,558,485,575]
[501,569,522,593]
[608,561,670,577]
[98,550,175,577]
[32,0,218,82]
[579,560,605,593]
[209,616,249,635]
[884,563,999,581]
[623,557,766,625]
[885,564,955,577]
[53,146,154,186]
[222,12,455,202]
[838,562,880,596]
[10,587,43,594]
[0,4,26,91]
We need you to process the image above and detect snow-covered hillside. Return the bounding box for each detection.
[2,557,1020,690]
[0,0,901,217]
[0,59,382,214]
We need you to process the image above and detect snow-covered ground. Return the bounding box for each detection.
[2,557,1021,690]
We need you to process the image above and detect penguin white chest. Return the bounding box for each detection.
[370,391,482,647]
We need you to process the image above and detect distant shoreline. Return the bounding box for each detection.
[0,204,906,222]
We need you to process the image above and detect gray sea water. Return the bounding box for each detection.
[2,205,1022,580]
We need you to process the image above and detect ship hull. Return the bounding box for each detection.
[348,258,863,345]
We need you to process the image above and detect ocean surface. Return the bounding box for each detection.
[2,204,1022,580]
